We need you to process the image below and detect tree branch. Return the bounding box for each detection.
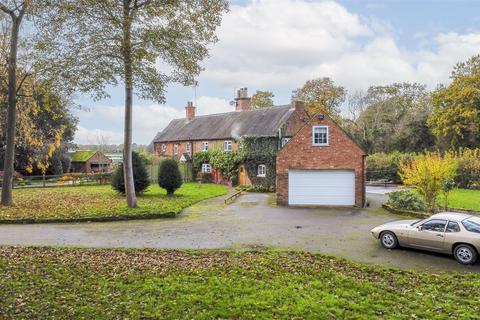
[0,3,14,16]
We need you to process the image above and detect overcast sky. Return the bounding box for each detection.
[73,0,480,145]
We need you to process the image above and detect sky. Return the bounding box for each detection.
[73,0,480,145]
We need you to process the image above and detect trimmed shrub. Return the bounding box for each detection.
[387,190,427,212]
[111,152,150,195]
[158,158,183,196]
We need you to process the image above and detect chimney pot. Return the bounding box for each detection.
[235,87,251,111]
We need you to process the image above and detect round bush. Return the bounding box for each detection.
[111,151,150,195]
[386,189,427,212]
[158,158,183,196]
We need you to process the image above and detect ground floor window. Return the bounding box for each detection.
[257,164,266,177]
[202,163,211,173]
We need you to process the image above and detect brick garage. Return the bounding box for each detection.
[276,113,366,207]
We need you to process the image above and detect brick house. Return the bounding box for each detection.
[152,88,308,185]
[70,150,112,174]
[152,88,365,207]
[276,113,366,207]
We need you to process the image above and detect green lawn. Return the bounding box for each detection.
[1,247,479,319]
[443,188,480,212]
[0,183,227,223]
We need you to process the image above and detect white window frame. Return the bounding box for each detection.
[186,142,191,153]
[202,163,211,173]
[312,125,329,146]
[224,140,232,151]
[281,137,290,147]
[161,144,166,152]
[257,164,266,177]
[202,141,209,151]
[174,143,179,155]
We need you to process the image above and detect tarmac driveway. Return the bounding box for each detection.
[0,191,478,272]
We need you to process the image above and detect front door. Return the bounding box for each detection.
[238,165,246,185]
[408,219,447,251]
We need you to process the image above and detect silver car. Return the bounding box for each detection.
[371,212,480,265]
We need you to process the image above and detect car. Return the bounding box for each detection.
[371,212,480,265]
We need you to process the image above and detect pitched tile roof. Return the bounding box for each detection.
[153,105,293,143]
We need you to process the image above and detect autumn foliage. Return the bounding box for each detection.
[400,152,458,212]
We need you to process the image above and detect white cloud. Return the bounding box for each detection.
[74,96,231,144]
[75,0,480,145]
[198,0,480,90]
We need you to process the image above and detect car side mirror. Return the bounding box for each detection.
[417,225,423,231]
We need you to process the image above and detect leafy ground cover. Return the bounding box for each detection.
[0,247,479,319]
[443,188,480,212]
[0,183,227,223]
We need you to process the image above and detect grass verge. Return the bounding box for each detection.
[0,183,227,223]
[443,188,480,212]
[0,247,479,319]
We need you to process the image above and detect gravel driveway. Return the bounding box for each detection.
[0,191,478,272]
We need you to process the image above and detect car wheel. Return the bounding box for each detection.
[454,244,478,265]
[380,231,398,249]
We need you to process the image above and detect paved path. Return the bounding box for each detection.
[0,192,478,272]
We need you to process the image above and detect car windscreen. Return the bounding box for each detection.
[462,217,480,234]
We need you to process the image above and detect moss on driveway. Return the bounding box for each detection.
[0,183,227,223]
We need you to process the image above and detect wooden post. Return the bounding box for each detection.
[42,174,46,187]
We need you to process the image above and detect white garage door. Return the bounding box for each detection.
[288,169,355,206]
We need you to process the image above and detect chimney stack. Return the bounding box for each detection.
[235,87,251,111]
[291,99,305,113]
[185,101,196,121]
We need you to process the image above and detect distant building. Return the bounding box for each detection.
[105,153,123,166]
[70,150,112,173]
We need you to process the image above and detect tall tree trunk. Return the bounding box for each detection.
[1,14,22,206]
[122,0,137,208]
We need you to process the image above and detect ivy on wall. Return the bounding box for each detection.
[192,151,210,174]
[190,136,280,190]
[239,136,278,191]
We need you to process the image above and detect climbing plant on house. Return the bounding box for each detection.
[239,136,278,191]
[209,150,242,181]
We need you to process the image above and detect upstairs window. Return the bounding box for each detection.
[174,144,179,155]
[202,163,211,173]
[202,141,209,151]
[224,140,232,151]
[161,144,166,152]
[312,126,329,146]
[186,142,191,153]
[257,164,266,177]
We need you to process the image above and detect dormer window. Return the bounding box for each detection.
[202,141,209,151]
[224,140,232,151]
[312,126,329,146]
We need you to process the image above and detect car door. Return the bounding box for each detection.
[407,219,447,251]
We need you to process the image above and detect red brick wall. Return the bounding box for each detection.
[154,139,239,160]
[276,114,366,207]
